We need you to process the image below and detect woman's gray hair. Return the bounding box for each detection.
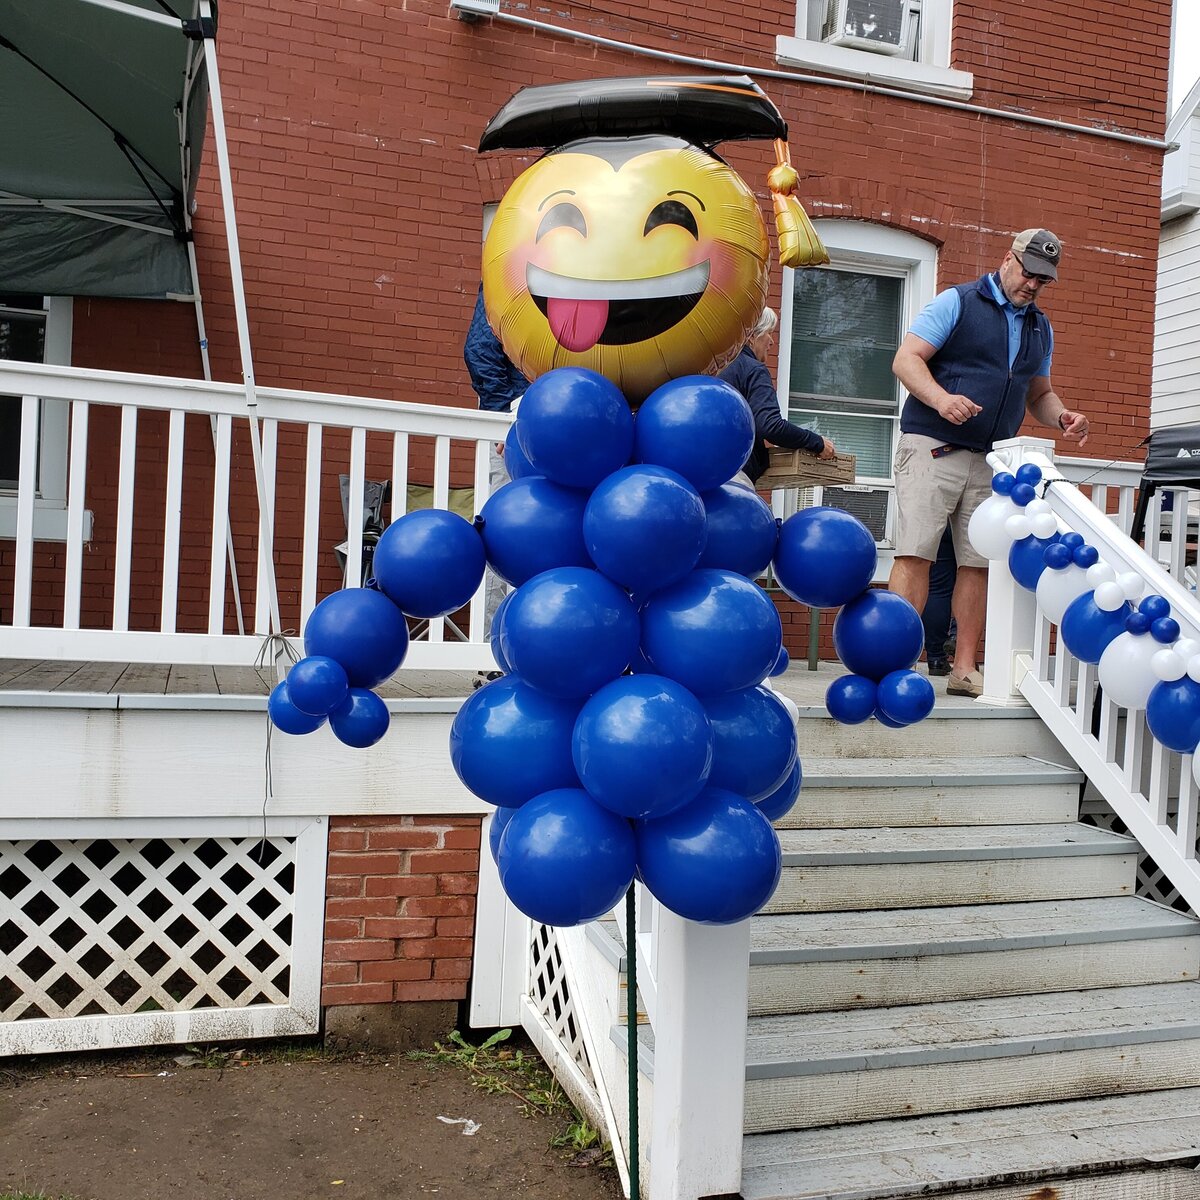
[750,307,778,339]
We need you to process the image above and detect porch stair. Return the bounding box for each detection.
[610,703,1200,1198]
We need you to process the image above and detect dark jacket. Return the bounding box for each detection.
[464,287,527,412]
[900,274,1052,452]
[719,345,824,481]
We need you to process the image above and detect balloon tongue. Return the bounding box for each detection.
[547,296,608,352]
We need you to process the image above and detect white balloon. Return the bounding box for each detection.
[1177,637,1200,662]
[1188,655,1200,685]
[1036,563,1091,625]
[968,494,1018,560]
[1030,513,1058,539]
[1024,498,1051,518]
[1087,562,1117,587]
[1005,513,1032,541]
[1098,631,1163,709]
[1094,581,1127,612]
[1118,572,1145,601]
[1152,648,1187,682]
[1193,751,1200,792]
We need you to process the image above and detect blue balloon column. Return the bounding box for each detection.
[272,366,931,928]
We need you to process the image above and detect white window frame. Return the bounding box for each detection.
[0,296,86,542]
[776,0,973,100]
[777,220,937,559]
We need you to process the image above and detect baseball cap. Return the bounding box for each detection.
[1011,229,1061,280]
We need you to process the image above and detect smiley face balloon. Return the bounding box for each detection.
[479,75,827,404]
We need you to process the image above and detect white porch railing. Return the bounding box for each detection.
[0,359,511,670]
[987,436,1200,914]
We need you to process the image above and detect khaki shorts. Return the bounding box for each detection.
[893,433,992,569]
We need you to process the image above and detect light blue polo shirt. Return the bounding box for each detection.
[909,273,1053,375]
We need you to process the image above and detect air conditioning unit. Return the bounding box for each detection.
[822,484,892,543]
[821,0,909,55]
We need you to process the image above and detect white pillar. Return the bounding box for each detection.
[648,910,750,1200]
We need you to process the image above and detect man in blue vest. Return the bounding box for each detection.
[887,229,1090,698]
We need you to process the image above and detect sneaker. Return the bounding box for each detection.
[926,657,950,676]
[946,669,983,698]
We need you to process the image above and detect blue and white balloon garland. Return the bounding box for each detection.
[974,459,1200,771]
[271,365,935,929]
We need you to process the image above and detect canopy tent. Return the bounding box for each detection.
[0,0,211,298]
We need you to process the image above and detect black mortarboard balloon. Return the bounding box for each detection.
[479,74,827,271]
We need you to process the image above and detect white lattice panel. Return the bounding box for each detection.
[0,817,326,1056]
[1082,804,1194,916]
[528,923,595,1088]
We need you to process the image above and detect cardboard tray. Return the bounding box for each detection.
[758,448,857,488]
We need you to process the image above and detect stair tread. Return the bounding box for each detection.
[779,822,1135,863]
[798,754,1083,787]
[740,1086,1200,1200]
[745,981,1200,1073]
[748,896,1200,961]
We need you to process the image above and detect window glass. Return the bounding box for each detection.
[0,294,48,489]
[787,269,902,478]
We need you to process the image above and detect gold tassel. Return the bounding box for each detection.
[769,138,829,268]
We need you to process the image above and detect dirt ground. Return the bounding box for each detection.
[0,1034,625,1200]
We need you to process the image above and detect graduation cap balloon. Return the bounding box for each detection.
[479,75,828,403]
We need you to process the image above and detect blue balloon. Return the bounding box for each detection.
[770,645,790,677]
[832,590,924,681]
[573,675,713,819]
[636,788,782,924]
[634,376,754,493]
[1014,463,1043,487]
[773,506,877,609]
[503,422,537,481]
[756,759,802,823]
[479,477,591,587]
[1073,545,1099,568]
[488,806,518,864]
[825,674,878,724]
[583,465,706,594]
[1147,677,1200,754]
[1152,616,1182,644]
[501,567,640,698]
[490,590,514,672]
[641,569,783,695]
[992,472,1016,495]
[1140,594,1172,622]
[1059,532,1086,550]
[304,587,409,688]
[699,485,779,577]
[268,680,327,735]
[1043,542,1073,571]
[1008,532,1060,591]
[515,368,634,489]
[1060,591,1133,664]
[329,688,391,748]
[372,508,486,618]
[498,788,637,927]
[874,707,909,729]
[449,675,581,806]
[702,686,797,802]
[875,669,936,725]
[1125,612,1151,636]
[1010,482,1037,507]
[286,655,349,716]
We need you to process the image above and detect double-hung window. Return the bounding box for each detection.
[776,0,972,99]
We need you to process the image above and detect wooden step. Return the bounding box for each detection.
[768,823,1136,912]
[792,706,1069,761]
[741,1086,1200,1200]
[747,896,1200,1013]
[743,981,1200,1132]
[784,754,1082,828]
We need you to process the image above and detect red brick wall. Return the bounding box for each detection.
[322,815,482,1007]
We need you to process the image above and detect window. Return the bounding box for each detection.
[776,0,972,100]
[777,222,937,543]
[0,294,77,540]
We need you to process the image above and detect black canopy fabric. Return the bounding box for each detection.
[0,0,211,299]
[1141,423,1200,484]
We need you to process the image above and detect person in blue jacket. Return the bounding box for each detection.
[719,306,834,486]
[887,229,1090,698]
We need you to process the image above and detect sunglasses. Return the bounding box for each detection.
[1013,257,1054,285]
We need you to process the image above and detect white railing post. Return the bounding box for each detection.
[980,435,1057,706]
[648,910,750,1200]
